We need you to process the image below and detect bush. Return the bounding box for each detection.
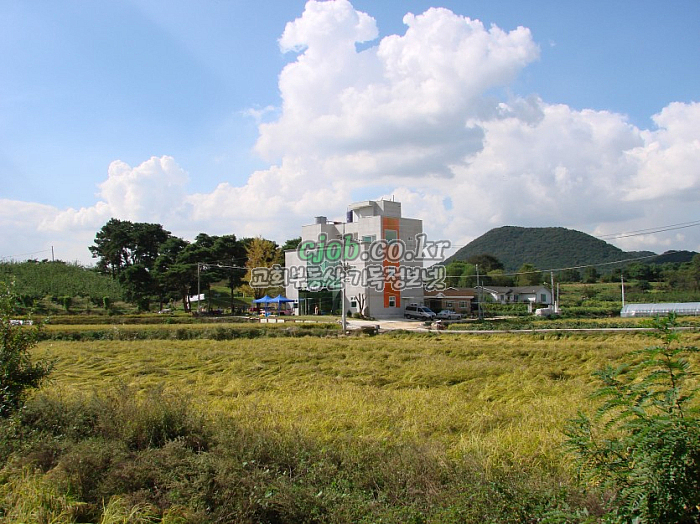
[0,282,52,418]
[565,314,700,523]
[60,296,72,311]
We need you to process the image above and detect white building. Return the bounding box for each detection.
[478,286,553,305]
[284,200,428,318]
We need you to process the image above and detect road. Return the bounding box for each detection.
[344,318,699,335]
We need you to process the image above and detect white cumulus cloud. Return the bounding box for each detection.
[256,1,540,180]
[2,1,699,265]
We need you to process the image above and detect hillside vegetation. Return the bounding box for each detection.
[446,226,660,271]
[0,261,125,311]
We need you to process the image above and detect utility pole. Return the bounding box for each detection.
[476,264,483,320]
[621,274,625,308]
[551,271,555,312]
[341,268,347,333]
[197,262,202,313]
[340,228,348,334]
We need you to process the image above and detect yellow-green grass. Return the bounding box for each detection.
[43,321,279,333]
[450,315,700,330]
[35,331,700,476]
[40,319,338,337]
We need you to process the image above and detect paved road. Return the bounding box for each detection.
[345,318,440,332]
[344,318,699,335]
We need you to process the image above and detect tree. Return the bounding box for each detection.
[565,315,700,523]
[459,264,477,287]
[211,235,247,311]
[486,269,515,287]
[626,262,655,282]
[443,261,478,288]
[120,264,155,311]
[242,237,282,300]
[90,219,170,278]
[690,254,700,291]
[0,282,52,418]
[355,292,368,317]
[90,219,171,309]
[516,263,542,286]
[466,254,504,273]
[281,237,302,254]
[154,237,195,312]
[559,268,582,283]
[89,218,133,278]
[176,233,248,313]
[583,266,600,284]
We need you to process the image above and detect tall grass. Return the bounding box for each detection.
[2,331,697,522]
[36,333,684,464]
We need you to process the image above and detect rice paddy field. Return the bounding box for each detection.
[40,332,642,464]
[4,327,700,523]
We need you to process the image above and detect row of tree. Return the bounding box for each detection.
[91,219,699,310]
[445,253,700,290]
[444,255,552,288]
[89,219,299,311]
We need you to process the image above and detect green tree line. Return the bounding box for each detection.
[444,252,700,292]
[89,218,298,312]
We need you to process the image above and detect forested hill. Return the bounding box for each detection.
[445,226,657,271]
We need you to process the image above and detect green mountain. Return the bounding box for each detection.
[445,226,658,271]
[652,250,698,264]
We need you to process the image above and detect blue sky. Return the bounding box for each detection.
[1,0,699,263]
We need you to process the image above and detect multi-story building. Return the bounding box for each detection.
[284,200,429,318]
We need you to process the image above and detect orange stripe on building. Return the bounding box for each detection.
[382,217,400,309]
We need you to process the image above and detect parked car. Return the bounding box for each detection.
[436,309,461,320]
[404,303,436,320]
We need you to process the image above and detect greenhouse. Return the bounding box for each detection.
[620,302,700,317]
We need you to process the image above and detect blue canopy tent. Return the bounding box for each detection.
[252,294,295,315]
[252,295,273,315]
[269,294,295,315]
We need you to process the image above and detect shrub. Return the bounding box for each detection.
[0,282,52,418]
[60,296,72,311]
[565,314,700,523]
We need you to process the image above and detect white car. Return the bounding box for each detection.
[436,309,461,320]
[404,304,436,320]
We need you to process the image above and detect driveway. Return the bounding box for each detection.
[345,318,433,332]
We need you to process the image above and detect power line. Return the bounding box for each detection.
[499,253,661,277]
[444,253,665,283]
[444,220,700,254]
[0,249,52,261]
[596,220,700,240]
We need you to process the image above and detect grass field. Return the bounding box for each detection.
[6,329,699,522]
[39,332,697,468]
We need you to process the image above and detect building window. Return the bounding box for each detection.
[541,293,547,303]
[459,301,467,308]
[350,300,357,309]
[384,229,398,242]
[389,296,396,307]
[446,301,453,308]
[362,235,376,243]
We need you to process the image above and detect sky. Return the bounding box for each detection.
[1,0,699,265]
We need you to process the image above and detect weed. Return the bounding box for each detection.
[565,314,700,523]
